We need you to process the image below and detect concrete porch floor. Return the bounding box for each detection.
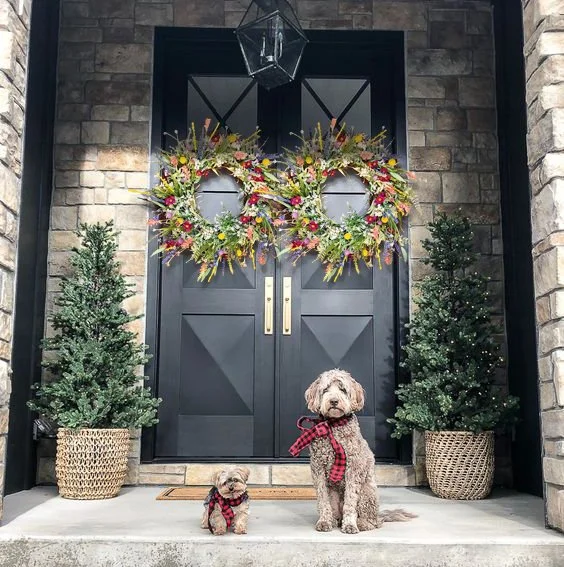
[0,487,562,567]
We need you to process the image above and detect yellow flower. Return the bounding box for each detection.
[362,249,369,257]
[255,217,263,223]
[388,158,397,167]
[305,156,313,165]
[218,233,226,240]
[262,158,271,167]
[227,134,237,143]
[344,232,352,240]
[303,218,310,225]
[382,217,389,223]
[353,134,364,143]
[236,249,243,257]
[179,156,187,165]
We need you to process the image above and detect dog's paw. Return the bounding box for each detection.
[211,528,226,536]
[233,526,247,535]
[315,519,334,532]
[341,522,359,534]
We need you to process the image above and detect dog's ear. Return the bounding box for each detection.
[305,377,322,413]
[350,378,365,412]
[235,466,250,483]
[210,469,223,486]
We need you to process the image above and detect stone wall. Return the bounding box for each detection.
[0,0,31,517]
[46,0,505,486]
[523,0,564,533]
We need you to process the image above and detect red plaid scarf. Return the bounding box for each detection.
[288,415,351,482]
[205,487,248,532]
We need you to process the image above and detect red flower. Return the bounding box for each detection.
[248,194,260,205]
[337,133,347,143]
[375,192,386,205]
[202,169,211,177]
[308,221,319,232]
[165,239,177,249]
[322,170,329,177]
[290,196,302,206]
[252,173,264,182]
[365,215,377,224]
[243,160,253,169]
[368,161,378,169]
[211,134,220,143]
[164,196,176,207]
[195,170,202,177]
[183,221,192,232]
[291,240,304,249]
[240,215,251,224]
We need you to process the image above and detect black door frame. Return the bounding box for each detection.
[492,0,542,496]
[142,28,410,464]
[5,0,60,494]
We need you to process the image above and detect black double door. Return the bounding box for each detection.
[150,29,407,462]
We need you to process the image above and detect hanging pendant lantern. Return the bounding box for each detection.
[235,0,308,90]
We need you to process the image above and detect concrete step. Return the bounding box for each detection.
[0,487,563,567]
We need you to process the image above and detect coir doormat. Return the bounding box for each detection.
[157,486,317,501]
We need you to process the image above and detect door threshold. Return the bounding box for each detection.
[137,462,419,487]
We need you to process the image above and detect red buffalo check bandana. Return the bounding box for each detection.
[205,487,248,532]
[288,415,351,482]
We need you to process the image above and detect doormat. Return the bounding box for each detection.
[156,486,317,501]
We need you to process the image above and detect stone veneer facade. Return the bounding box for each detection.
[0,0,31,518]
[40,0,507,489]
[523,0,564,533]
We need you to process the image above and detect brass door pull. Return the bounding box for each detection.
[283,277,292,335]
[264,277,274,335]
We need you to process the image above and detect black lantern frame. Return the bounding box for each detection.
[235,0,308,89]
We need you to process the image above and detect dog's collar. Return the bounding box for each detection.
[206,486,248,506]
[317,414,353,423]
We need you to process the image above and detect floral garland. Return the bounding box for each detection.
[280,123,414,281]
[141,122,284,282]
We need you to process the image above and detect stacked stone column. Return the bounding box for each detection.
[523,0,564,533]
[0,0,31,518]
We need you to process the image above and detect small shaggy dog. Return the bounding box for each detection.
[200,466,250,535]
[290,369,416,533]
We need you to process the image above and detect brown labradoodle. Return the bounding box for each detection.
[303,368,416,534]
[200,466,250,535]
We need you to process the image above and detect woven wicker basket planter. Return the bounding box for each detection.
[425,430,494,500]
[56,428,130,500]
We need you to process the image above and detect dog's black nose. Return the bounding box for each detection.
[330,399,339,406]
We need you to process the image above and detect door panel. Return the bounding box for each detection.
[277,39,402,460]
[154,37,276,459]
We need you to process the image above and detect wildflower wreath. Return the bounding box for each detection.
[142,122,283,282]
[280,123,414,281]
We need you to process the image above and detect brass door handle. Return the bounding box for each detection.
[264,277,274,335]
[283,277,291,335]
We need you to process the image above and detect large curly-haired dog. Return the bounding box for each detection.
[297,369,416,534]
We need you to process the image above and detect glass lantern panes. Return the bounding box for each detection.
[235,0,308,89]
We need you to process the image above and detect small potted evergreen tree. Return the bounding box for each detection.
[28,222,161,499]
[389,212,519,500]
